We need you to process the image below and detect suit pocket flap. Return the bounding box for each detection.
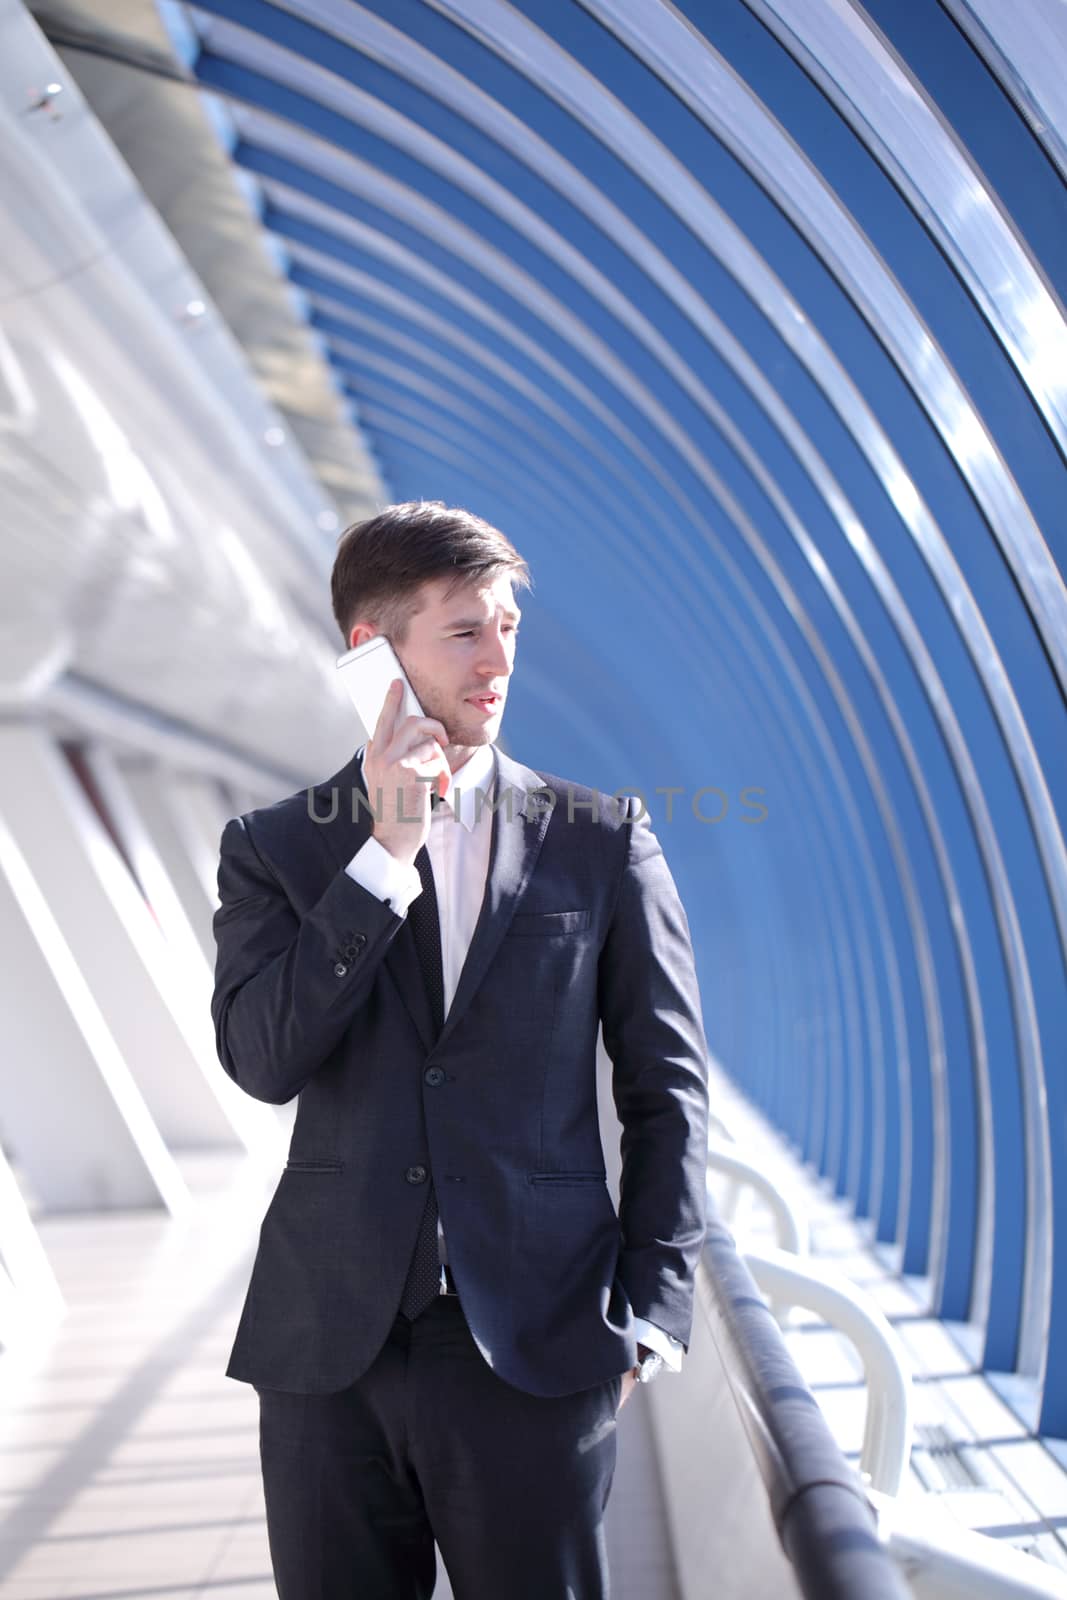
[528,1171,607,1184]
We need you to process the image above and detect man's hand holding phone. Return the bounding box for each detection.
[363,678,450,866]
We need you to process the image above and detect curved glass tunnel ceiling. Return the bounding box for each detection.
[177,0,1067,1434]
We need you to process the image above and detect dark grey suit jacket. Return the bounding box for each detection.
[211,742,710,1397]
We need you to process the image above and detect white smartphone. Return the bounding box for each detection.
[336,635,424,740]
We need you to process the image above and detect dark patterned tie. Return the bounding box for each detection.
[399,832,445,1319]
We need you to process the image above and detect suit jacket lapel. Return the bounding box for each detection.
[436,745,552,1053]
[309,744,552,1055]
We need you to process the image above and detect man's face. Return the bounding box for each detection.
[353,571,520,752]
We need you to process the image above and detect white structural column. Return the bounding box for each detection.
[82,746,283,1156]
[224,782,271,816]
[0,801,187,1214]
[0,724,248,1152]
[165,772,240,912]
[93,752,220,974]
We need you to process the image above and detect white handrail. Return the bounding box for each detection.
[707,1140,809,1255]
[706,1116,745,1222]
[870,1487,1067,1598]
[708,1111,734,1142]
[744,1244,913,1497]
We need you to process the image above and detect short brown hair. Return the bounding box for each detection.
[331,500,533,649]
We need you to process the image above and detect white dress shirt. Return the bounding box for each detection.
[345,745,682,1373]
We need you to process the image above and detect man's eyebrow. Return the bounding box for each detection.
[446,611,522,627]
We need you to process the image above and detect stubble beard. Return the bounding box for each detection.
[418,686,496,754]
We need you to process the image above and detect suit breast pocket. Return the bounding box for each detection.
[506,909,591,937]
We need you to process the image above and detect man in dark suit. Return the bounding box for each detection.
[212,502,710,1598]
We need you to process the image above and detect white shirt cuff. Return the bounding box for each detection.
[346,835,423,915]
[633,1318,684,1372]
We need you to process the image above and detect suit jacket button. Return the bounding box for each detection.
[424,1067,445,1087]
[333,961,348,978]
[406,1165,427,1184]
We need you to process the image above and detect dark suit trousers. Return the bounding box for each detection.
[256,1294,624,1599]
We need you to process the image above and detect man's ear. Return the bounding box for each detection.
[348,621,380,651]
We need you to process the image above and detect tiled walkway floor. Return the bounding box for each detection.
[0,1153,677,1600]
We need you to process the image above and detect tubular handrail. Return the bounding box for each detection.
[707,1137,810,1254]
[700,1215,911,1599]
[744,1244,914,1497]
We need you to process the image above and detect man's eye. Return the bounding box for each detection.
[452,628,520,638]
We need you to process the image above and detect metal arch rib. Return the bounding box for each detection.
[746,0,1067,466]
[559,0,1067,702]
[939,0,1067,187]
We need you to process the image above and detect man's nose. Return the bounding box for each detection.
[479,630,512,675]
